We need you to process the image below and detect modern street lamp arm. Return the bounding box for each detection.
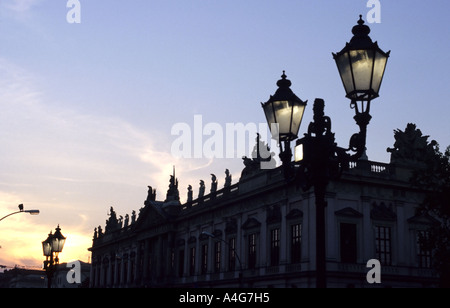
[0,211,22,222]
[0,209,40,222]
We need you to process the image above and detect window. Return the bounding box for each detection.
[270,228,280,266]
[375,226,392,265]
[291,223,302,263]
[340,223,357,263]
[110,260,115,286]
[123,255,128,284]
[130,255,136,283]
[214,241,221,273]
[417,230,432,268]
[117,261,121,284]
[103,259,109,286]
[228,237,236,271]
[201,244,208,274]
[248,233,257,269]
[178,249,184,277]
[189,247,196,276]
[170,251,174,272]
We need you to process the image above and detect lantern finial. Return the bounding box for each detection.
[358,14,364,25]
[351,15,371,41]
[277,70,291,88]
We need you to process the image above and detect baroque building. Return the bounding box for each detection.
[89,126,439,288]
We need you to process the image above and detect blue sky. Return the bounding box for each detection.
[0,0,449,267]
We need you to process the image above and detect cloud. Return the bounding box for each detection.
[0,57,248,267]
[0,57,178,267]
[2,0,42,13]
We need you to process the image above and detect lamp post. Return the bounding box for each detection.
[42,225,66,288]
[0,204,40,222]
[201,231,243,287]
[261,16,389,288]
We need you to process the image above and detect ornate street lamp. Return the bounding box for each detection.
[262,15,389,288]
[333,15,390,104]
[52,225,66,257]
[262,71,307,177]
[261,71,308,144]
[42,225,66,288]
[42,232,53,258]
[333,15,390,160]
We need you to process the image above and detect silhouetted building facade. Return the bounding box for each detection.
[89,128,439,288]
[0,267,46,288]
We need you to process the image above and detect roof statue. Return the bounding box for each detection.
[241,133,276,179]
[97,225,103,237]
[124,214,130,228]
[198,180,205,198]
[187,185,193,202]
[146,186,157,204]
[210,174,218,193]
[165,166,180,202]
[224,169,232,188]
[105,206,120,233]
[387,123,437,165]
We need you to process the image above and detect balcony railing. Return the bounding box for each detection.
[348,160,393,176]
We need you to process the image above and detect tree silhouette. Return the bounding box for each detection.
[411,142,450,288]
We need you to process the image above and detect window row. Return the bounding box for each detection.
[178,223,302,277]
[340,223,432,267]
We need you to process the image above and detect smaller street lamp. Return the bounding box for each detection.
[52,225,66,257]
[261,71,308,144]
[42,232,53,258]
[42,225,66,288]
[261,71,307,178]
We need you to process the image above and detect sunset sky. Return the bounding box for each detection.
[1,0,449,269]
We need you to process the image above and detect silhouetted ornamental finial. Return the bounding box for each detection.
[276,70,292,88]
[352,14,371,38]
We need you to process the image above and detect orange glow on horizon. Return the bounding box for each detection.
[1,205,92,269]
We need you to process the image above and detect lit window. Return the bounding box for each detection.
[375,226,392,265]
[270,228,280,266]
[189,247,196,276]
[248,233,257,269]
[214,241,221,273]
[417,230,432,268]
[201,244,208,274]
[291,224,302,263]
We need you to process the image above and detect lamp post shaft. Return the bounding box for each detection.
[315,183,327,288]
[47,253,54,288]
[309,100,332,288]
